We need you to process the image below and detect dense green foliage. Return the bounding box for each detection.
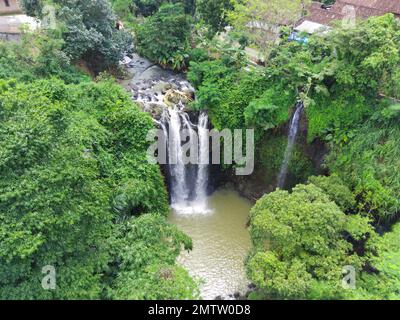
[121,0,237,69]
[196,0,233,36]
[135,3,191,70]
[109,214,200,299]
[244,85,295,131]
[188,55,269,133]
[20,0,44,17]
[242,14,400,300]
[187,8,400,300]
[0,37,198,299]
[247,183,372,299]
[132,0,165,16]
[0,34,88,84]
[190,13,400,216]
[352,223,400,300]
[307,175,356,212]
[21,0,132,72]
[326,115,400,222]
[128,0,195,17]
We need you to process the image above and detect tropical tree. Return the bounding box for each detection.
[0,77,196,299]
[196,0,234,36]
[136,3,191,69]
[352,223,400,300]
[247,183,372,299]
[109,214,200,299]
[21,0,132,72]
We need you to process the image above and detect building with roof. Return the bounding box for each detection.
[297,0,400,34]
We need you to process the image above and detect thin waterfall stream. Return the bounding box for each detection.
[195,113,210,204]
[277,101,304,189]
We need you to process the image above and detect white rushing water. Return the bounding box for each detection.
[165,107,189,205]
[277,102,304,189]
[195,112,209,205]
[165,108,211,214]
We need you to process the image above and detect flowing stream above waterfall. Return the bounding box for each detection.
[277,101,304,189]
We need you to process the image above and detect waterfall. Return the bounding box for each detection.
[123,54,212,214]
[194,112,209,208]
[277,102,304,189]
[163,106,190,205]
[161,107,211,214]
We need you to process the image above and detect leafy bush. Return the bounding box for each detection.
[188,56,268,132]
[349,223,400,300]
[306,91,372,142]
[135,3,191,70]
[244,85,294,130]
[20,0,43,16]
[247,184,370,299]
[109,214,200,299]
[0,34,89,84]
[307,175,356,212]
[22,0,132,72]
[196,0,233,36]
[326,120,400,221]
[132,0,163,16]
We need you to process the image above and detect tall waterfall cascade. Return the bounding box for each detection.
[121,54,211,214]
[277,101,304,189]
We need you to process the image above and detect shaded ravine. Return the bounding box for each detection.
[121,54,253,299]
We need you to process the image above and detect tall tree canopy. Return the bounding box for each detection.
[0,53,198,298]
[21,0,132,71]
[247,182,373,299]
[135,3,191,69]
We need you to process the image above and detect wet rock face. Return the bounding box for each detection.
[163,89,193,106]
[120,53,195,120]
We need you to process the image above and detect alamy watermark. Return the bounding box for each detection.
[342,265,356,290]
[342,5,357,29]
[146,128,255,175]
[41,265,56,290]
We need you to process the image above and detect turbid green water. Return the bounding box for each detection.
[168,188,252,300]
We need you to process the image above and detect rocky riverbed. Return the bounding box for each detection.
[120,53,195,120]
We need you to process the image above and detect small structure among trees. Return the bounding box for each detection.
[298,0,400,31]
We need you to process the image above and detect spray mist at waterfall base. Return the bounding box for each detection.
[160,108,213,215]
[171,201,214,215]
